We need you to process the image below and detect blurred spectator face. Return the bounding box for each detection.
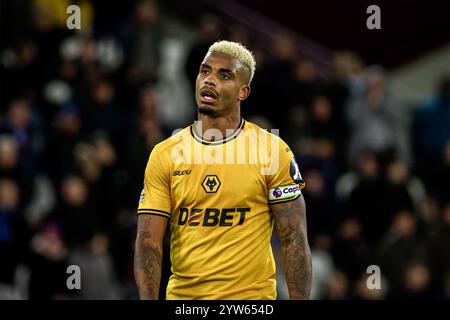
[93,138,116,167]
[332,51,363,78]
[80,39,97,65]
[365,67,386,105]
[93,81,115,105]
[59,60,79,82]
[199,15,221,42]
[403,262,430,294]
[18,40,38,66]
[312,138,335,160]
[55,111,81,135]
[311,96,332,122]
[139,86,160,117]
[312,233,332,250]
[228,25,249,45]
[33,6,53,33]
[140,116,163,146]
[8,98,31,129]
[445,272,450,294]
[88,233,110,255]
[0,179,19,210]
[295,60,317,82]
[354,273,386,300]
[442,203,450,226]
[0,136,19,170]
[438,75,450,99]
[423,196,440,222]
[75,143,101,181]
[326,272,349,299]
[61,176,88,207]
[339,219,362,241]
[357,151,379,180]
[32,223,66,261]
[273,35,296,60]
[444,141,450,165]
[390,211,416,238]
[386,160,409,185]
[304,170,325,197]
[136,0,159,26]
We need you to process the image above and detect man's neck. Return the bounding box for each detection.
[195,111,241,141]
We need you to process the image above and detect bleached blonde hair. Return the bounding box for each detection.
[207,40,256,84]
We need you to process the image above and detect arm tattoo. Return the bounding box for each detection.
[134,216,163,300]
[272,197,312,299]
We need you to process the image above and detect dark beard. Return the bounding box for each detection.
[198,105,218,116]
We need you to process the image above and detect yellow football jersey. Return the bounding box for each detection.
[137,118,305,300]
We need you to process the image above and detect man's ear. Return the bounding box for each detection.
[238,85,251,101]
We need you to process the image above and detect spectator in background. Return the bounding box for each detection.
[413,76,450,204]
[353,272,387,300]
[391,261,433,299]
[0,98,44,179]
[307,96,341,145]
[125,0,163,84]
[310,234,335,299]
[426,202,450,296]
[300,139,339,238]
[0,179,25,289]
[377,211,427,296]
[346,66,411,167]
[331,218,370,282]
[184,14,222,86]
[0,135,34,210]
[125,90,165,207]
[413,76,450,163]
[80,79,121,141]
[69,232,122,299]
[288,59,319,112]
[46,104,83,185]
[71,136,121,231]
[323,271,351,300]
[265,35,298,128]
[344,150,389,245]
[50,175,96,248]
[27,222,71,300]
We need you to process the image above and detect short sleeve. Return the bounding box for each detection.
[137,146,171,218]
[267,139,305,205]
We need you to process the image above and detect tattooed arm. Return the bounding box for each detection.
[271,196,312,299]
[134,214,168,300]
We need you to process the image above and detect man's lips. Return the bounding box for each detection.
[199,87,218,104]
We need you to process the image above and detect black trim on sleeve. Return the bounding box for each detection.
[137,209,171,218]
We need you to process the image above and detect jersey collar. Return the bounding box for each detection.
[190,118,246,146]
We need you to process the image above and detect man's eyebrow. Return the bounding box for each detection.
[218,68,234,74]
[200,63,235,73]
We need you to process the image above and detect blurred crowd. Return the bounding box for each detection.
[0,0,449,300]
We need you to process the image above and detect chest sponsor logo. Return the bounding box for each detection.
[178,207,250,227]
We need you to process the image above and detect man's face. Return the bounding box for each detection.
[195,52,250,117]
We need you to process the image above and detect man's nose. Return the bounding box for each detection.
[204,74,216,86]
